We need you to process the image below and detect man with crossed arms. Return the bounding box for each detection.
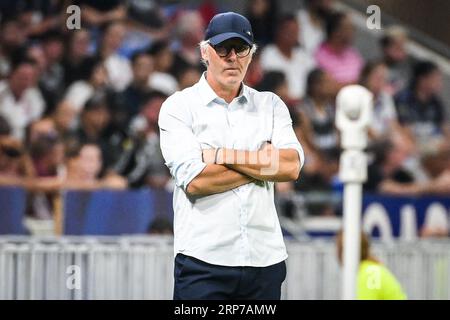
[159,12,304,300]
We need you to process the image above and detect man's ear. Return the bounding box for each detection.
[200,45,207,59]
[200,46,209,66]
[200,49,208,65]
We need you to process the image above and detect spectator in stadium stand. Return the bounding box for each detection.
[51,100,78,140]
[114,51,155,128]
[37,30,66,115]
[26,45,47,81]
[147,40,179,95]
[380,26,418,96]
[74,0,127,27]
[26,120,65,219]
[126,0,170,45]
[364,137,450,195]
[64,58,111,113]
[6,0,66,38]
[359,60,430,183]
[243,51,264,88]
[256,71,291,108]
[364,138,414,194]
[196,0,220,26]
[275,112,338,221]
[0,19,28,78]
[113,91,170,189]
[273,81,338,217]
[26,117,58,145]
[297,0,336,55]
[6,141,128,196]
[71,92,125,172]
[245,0,279,46]
[315,11,364,92]
[177,65,202,91]
[359,60,411,143]
[0,58,45,141]
[25,117,64,178]
[394,61,450,173]
[295,68,339,159]
[97,20,133,92]
[62,141,127,190]
[286,69,339,217]
[169,10,206,80]
[336,230,407,300]
[29,129,64,180]
[62,29,96,88]
[260,14,316,103]
[0,136,35,186]
[0,116,12,138]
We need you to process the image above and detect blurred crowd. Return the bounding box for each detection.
[0,0,449,221]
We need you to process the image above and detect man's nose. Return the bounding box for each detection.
[226,48,238,60]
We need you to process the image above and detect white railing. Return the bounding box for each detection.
[1,236,449,300]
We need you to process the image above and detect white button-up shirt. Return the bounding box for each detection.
[0,81,45,140]
[158,73,304,267]
[260,45,316,100]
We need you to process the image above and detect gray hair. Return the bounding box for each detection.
[198,40,258,68]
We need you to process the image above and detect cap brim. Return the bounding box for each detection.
[208,32,253,46]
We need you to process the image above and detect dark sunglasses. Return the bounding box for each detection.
[209,41,251,58]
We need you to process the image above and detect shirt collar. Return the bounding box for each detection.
[198,72,218,105]
[239,83,250,103]
[198,72,250,106]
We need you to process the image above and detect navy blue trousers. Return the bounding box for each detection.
[173,254,286,300]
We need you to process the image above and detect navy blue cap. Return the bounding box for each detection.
[205,12,254,46]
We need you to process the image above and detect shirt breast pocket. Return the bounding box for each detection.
[240,111,273,151]
[192,119,224,149]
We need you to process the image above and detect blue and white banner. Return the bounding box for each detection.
[362,194,450,241]
[302,194,450,241]
[0,186,448,239]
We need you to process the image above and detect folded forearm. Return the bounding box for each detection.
[219,148,300,182]
[186,164,253,196]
